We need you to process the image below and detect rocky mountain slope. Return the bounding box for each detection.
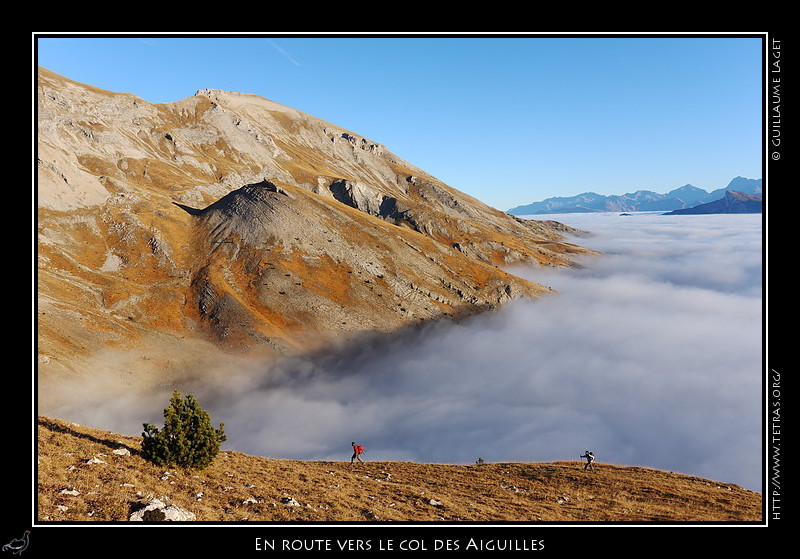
[36,67,594,406]
[37,416,761,523]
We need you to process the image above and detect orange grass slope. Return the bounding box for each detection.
[37,417,761,523]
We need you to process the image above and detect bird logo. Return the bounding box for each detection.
[2,530,29,555]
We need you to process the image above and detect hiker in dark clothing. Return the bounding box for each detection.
[351,442,365,464]
[581,450,595,471]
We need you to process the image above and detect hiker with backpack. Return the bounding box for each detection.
[351,442,365,464]
[581,450,595,471]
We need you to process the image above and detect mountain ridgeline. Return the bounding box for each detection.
[36,66,595,399]
[37,416,762,523]
[507,177,763,215]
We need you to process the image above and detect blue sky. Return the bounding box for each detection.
[35,33,764,211]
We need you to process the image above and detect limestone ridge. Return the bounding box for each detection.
[36,66,595,382]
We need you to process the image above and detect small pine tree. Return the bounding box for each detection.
[142,391,227,470]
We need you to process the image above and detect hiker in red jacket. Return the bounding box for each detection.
[351,442,365,464]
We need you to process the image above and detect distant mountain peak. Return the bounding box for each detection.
[663,190,762,215]
[37,66,596,387]
[507,178,762,215]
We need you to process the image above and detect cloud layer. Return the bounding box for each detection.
[208,212,763,491]
[46,212,764,492]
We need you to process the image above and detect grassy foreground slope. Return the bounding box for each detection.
[37,417,761,523]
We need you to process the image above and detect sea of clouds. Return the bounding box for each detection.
[46,212,765,493]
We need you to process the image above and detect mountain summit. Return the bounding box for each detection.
[507,177,763,215]
[36,67,593,399]
[664,190,763,215]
